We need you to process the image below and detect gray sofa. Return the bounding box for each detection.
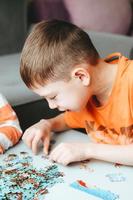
[0,31,133,131]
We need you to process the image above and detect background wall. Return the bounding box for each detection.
[0,0,27,55]
[0,0,133,56]
[29,0,133,35]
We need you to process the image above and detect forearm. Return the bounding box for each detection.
[90,143,133,166]
[47,113,70,132]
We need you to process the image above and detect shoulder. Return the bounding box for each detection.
[127,60,133,82]
[124,61,133,102]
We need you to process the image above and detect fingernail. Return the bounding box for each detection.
[44,149,48,155]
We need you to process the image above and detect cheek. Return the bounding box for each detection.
[61,91,82,109]
[57,92,75,107]
[72,89,89,108]
[58,86,89,109]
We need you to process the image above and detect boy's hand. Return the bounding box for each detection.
[49,142,93,166]
[22,119,52,155]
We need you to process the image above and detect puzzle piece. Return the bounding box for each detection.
[0,152,64,199]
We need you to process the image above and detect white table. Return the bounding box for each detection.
[0,130,132,200]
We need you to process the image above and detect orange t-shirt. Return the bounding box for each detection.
[64,53,133,145]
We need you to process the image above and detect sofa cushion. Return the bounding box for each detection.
[89,31,133,59]
[0,53,41,106]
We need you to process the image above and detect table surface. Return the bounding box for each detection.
[0,129,132,200]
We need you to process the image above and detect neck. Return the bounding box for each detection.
[90,59,118,106]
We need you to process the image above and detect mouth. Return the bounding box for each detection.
[58,108,66,111]
[58,108,71,112]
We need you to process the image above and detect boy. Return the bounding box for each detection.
[20,20,133,166]
[0,93,22,153]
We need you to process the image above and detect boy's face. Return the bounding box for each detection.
[33,77,91,112]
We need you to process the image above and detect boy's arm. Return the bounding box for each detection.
[90,143,133,166]
[0,94,22,153]
[49,141,133,166]
[47,112,70,132]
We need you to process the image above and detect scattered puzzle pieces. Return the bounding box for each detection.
[0,152,64,200]
[106,173,126,182]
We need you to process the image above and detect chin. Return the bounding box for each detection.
[66,106,83,112]
[71,108,81,112]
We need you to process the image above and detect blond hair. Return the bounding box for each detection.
[20,19,99,88]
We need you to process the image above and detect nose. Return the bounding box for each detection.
[48,101,57,109]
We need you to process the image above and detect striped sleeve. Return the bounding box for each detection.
[0,93,22,153]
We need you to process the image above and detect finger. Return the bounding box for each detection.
[52,151,70,166]
[49,145,63,161]
[43,135,50,155]
[58,158,69,166]
[32,134,41,154]
[22,129,31,141]
[25,133,35,149]
[56,153,68,165]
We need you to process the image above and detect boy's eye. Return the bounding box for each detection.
[49,96,56,100]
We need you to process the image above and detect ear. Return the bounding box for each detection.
[71,67,90,86]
